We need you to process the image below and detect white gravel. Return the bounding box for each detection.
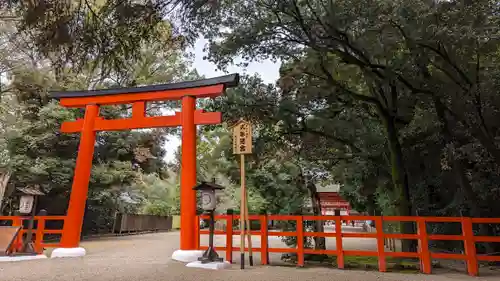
[0,232,498,281]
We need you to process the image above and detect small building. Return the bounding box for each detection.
[306,183,355,216]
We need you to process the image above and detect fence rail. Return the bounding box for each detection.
[197,214,500,276]
[0,213,177,254]
[0,216,66,253]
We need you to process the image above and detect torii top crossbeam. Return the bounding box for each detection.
[51,74,239,133]
[49,74,239,253]
[51,73,239,105]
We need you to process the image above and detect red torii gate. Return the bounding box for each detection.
[50,74,239,253]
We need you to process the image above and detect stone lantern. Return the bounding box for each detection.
[193,179,224,264]
[15,185,45,254]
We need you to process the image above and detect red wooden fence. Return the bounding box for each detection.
[197,214,500,276]
[0,216,65,253]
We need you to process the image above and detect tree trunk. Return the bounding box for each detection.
[0,170,11,211]
[365,193,379,217]
[377,106,415,252]
[306,181,326,250]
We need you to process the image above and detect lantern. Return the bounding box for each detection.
[193,179,224,211]
[19,195,34,214]
[201,189,216,210]
[15,186,45,255]
[193,179,225,264]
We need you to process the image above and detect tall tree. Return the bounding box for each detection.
[0,0,181,77]
[176,0,500,252]
[0,16,197,234]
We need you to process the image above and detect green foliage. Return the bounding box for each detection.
[178,0,500,253]
[4,0,178,76]
[143,201,172,216]
[0,15,195,234]
[139,172,180,216]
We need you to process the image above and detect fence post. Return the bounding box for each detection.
[417,218,431,274]
[226,209,233,263]
[296,216,304,267]
[334,216,344,269]
[35,217,45,254]
[194,215,200,250]
[11,217,22,227]
[375,216,386,272]
[462,217,478,276]
[260,212,269,265]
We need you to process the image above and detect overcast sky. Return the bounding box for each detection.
[163,37,280,162]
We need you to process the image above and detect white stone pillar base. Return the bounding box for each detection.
[171,250,204,263]
[186,261,231,270]
[0,254,47,262]
[51,247,86,258]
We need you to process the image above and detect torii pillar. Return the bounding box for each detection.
[48,74,239,259]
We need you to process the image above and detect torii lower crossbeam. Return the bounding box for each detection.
[61,110,221,133]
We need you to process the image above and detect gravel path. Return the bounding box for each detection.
[0,232,498,281]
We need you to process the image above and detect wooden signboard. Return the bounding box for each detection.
[0,226,21,256]
[232,120,252,155]
[231,120,254,268]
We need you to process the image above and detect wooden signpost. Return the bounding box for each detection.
[232,119,253,269]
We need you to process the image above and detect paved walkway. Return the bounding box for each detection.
[0,231,498,281]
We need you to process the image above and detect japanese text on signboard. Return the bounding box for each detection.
[232,121,252,154]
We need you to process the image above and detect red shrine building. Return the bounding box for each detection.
[316,184,355,216]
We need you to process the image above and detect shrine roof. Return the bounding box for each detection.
[16,186,45,196]
[49,73,239,99]
[193,181,225,191]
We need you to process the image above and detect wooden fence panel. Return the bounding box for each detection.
[113,214,173,233]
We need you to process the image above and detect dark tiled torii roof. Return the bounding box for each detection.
[49,73,240,99]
